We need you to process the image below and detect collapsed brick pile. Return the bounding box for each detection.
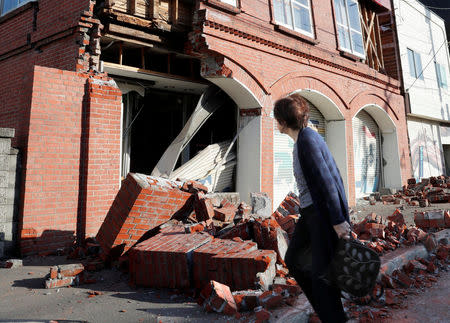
[351,207,450,256]
[365,176,450,207]
[90,173,303,319]
[40,172,449,321]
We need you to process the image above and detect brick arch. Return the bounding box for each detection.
[269,73,349,111]
[201,55,268,108]
[349,91,399,121]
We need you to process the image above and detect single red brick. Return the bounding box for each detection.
[50,266,58,279]
[272,283,302,296]
[58,263,85,277]
[200,280,237,316]
[45,277,75,289]
[254,306,271,322]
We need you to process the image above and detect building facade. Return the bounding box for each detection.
[393,0,450,178]
[0,0,411,255]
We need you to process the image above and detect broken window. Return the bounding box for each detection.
[334,0,365,58]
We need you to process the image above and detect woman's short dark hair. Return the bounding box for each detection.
[273,93,310,130]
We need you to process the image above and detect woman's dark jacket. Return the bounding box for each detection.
[296,127,350,226]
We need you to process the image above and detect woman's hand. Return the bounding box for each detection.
[333,221,351,239]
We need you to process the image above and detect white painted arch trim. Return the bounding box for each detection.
[355,104,397,133]
[204,76,263,203]
[288,89,349,199]
[205,76,262,109]
[290,89,345,121]
[353,104,402,190]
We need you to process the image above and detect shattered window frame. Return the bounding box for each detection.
[0,0,34,16]
[333,0,365,59]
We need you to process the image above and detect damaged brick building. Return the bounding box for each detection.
[0,0,412,255]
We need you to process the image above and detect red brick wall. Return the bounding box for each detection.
[19,66,121,255]
[193,3,412,205]
[96,174,194,257]
[0,0,92,147]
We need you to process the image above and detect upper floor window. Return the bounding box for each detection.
[219,0,237,6]
[407,48,423,80]
[435,62,448,89]
[333,0,365,58]
[1,0,33,16]
[272,0,314,38]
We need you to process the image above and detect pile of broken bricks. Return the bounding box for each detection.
[364,175,450,206]
[32,172,449,322]
[343,229,449,322]
[90,174,307,319]
[350,207,449,255]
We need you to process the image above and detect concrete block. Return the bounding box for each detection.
[4,259,22,268]
[0,128,14,138]
[378,244,428,278]
[0,139,11,154]
[205,192,240,206]
[250,192,272,219]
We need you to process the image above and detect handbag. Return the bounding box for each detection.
[326,238,381,297]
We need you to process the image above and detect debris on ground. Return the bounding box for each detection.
[344,235,449,322]
[7,173,448,320]
[365,175,450,207]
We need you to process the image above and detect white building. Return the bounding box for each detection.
[393,0,450,178]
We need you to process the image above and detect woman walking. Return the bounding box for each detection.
[274,93,351,323]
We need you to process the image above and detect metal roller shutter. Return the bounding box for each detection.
[273,100,326,208]
[352,110,381,197]
[307,101,326,140]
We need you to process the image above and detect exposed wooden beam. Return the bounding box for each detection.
[119,42,123,65]
[107,23,162,43]
[141,47,146,69]
[128,0,137,15]
[171,0,178,24]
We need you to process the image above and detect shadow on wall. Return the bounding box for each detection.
[20,229,76,257]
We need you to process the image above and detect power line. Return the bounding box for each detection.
[423,6,450,10]
[407,39,449,91]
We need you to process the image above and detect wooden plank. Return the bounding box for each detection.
[151,0,159,19]
[103,33,155,47]
[103,61,207,84]
[128,0,137,15]
[141,47,146,69]
[108,23,162,43]
[375,15,385,69]
[119,42,123,65]
[171,0,178,24]
[113,11,152,28]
